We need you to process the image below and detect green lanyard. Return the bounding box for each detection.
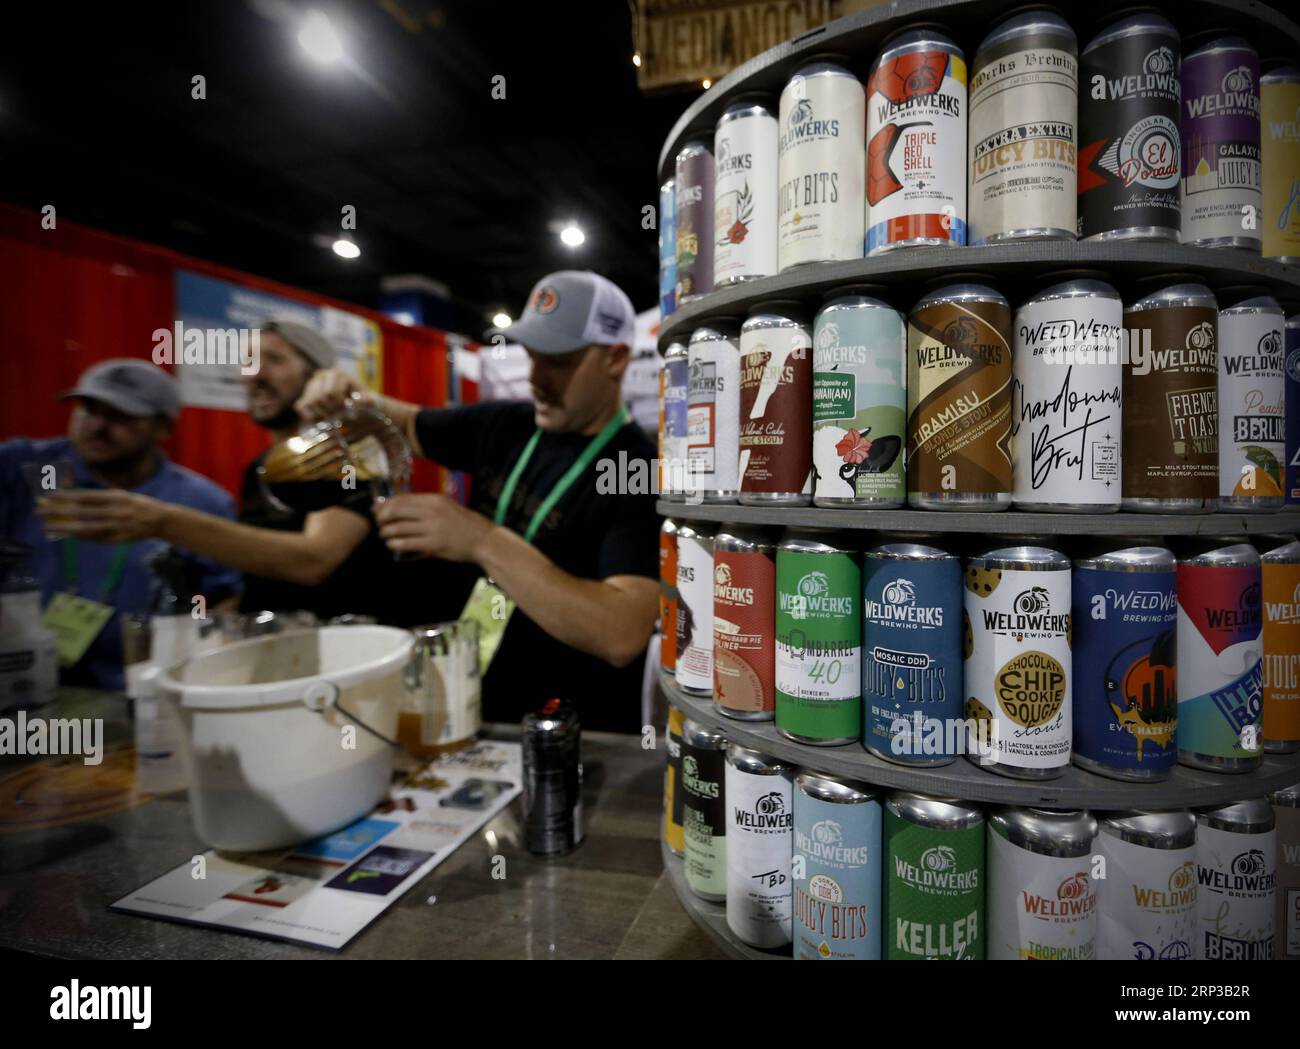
[494,407,630,544]
[60,539,130,602]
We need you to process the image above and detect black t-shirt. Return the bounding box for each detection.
[414,401,660,733]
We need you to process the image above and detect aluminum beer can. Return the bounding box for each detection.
[776,531,861,745]
[681,718,728,901]
[659,518,678,673]
[686,322,740,502]
[725,746,794,948]
[1261,536,1300,752]
[1078,11,1181,242]
[675,139,715,301]
[987,807,1098,960]
[866,26,968,253]
[674,522,715,696]
[964,545,1072,778]
[812,287,906,507]
[713,527,776,720]
[907,280,1013,510]
[1271,781,1300,960]
[1121,281,1219,511]
[778,55,866,270]
[883,792,984,960]
[793,771,880,959]
[1072,545,1178,781]
[969,9,1079,243]
[714,96,778,284]
[1195,798,1276,959]
[1012,275,1123,511]
[1218,291,1286,511]
[661,340,689,500]
[1262,66,1300,261]
[659,177,677,316]
[1096,810,1196,960]
[739,304,813,504]
[1180,36,1262,251]
[1288,313,1300,504]
[862,539,963,766]
[664,705,685,856]
[521,699,583,856]
[1176,540,1263,772]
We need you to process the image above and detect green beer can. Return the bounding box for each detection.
[883,792,985,959]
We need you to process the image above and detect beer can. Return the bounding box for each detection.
[964,544,1072,779]
[521,699,583,856]
[1078,11,1181,242]
[776,531,862,745]
[1271,781,1300,960]
[659,177,677,316]
[862,539,963,766]
[1262,66,1300,261]
[675,138,715,301]
[1218,291,1286,511]
[739,303,813,505]
[793,771,881,959]
[987,807,1098,960]
[1261,535,1300,752]
[725,745,794,948]
[1176,540,1263,772]
[906,280,1013,510]
[675,522,715,696]
[661,340,690,501]
[1194,798,1276,959]
[1072,545,1178,781]
[812,287,906,508]
[1180,36,1262,251]
[713,527,776,720]
[664,705,685,856]
[659,518,678,673]
[969,9,1079,243]
[883,792,984,960]
[681,718,728,901]
[1012,275,1123,511]
[778,55,866,270]
[686,322,740,502]
[1121,280,1219,512]
[866,25,968,253]
[1096,810,1196,960]
[714,96,779,285]
[1287,313,1300,504]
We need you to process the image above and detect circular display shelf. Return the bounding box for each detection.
[661,671,1300,809]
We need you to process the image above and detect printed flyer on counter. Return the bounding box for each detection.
[111,742,522,951]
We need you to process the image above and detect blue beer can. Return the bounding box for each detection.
[659,177,677,317]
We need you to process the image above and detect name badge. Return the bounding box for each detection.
[458,577,515,675]
[43,592,114,667]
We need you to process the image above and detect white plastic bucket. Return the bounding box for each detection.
[159,625,411,851]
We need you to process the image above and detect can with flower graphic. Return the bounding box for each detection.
[714,96,778,285]
[813,287,906,507]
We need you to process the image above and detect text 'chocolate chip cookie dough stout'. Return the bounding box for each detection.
[1078,11,1181,242]
[659,519,678,674]
[725,746,794,949]
[714,96,779,285]
[1271,782,1300,960]
[1176,539,1263,772]
[778,55,866,270]
[793,772,881,959]
[1096,811,1196,960]
[775,532,861,745]
[681,719,728,902]
[1260,535,1300,753]
[675,138,715,301]
[1218,291,1286,511]
[739,303,812,505]
[866,25,967,253]
[812,288,906,508]
[713,527,776,721]
[987,807,1098,960]
[884,793,984,960]
[906,279,1013,510]
[1261,65,1300,261]
[969,8,1079,243]
[1195,798,1276,960]
[1012,274,1123,511]
[674,522,715,697]
[686,322,740,503]
[1121,279,1219,512]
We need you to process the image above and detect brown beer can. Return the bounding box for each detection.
[659,518,678,674]
[713,527,777,720]
[738,302,813,505]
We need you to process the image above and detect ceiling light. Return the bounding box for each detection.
[332,237,360,259]
[299,11,344,64]
[632,53,642,68]
[492,312,512,329]
[702,78,712,89]
[559,224,585,247]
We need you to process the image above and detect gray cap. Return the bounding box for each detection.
[497,270,636,355]
[258,319,338,369]
[60,358,182,420]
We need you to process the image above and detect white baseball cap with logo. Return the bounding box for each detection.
[496,270,636,355]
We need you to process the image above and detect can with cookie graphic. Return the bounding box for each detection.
[1194,798,1276,960]
[713,527,777,721]
[1096,810,1196,960]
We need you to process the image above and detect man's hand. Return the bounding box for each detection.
[295,368,368,422]
[38,489,168,543]
[374,493,495,562]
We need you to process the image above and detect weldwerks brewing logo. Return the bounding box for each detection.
[893,844,979,897]
[865,577,945,627]
[915,315,1006,375]
[780,570,853,620]
[734,790,792,833]
[1186,65,1259,118]
[1022,871,1097,921]
[1264,580,1300,625]
[796,818,870,867]
[779,93,841,150]
[681,755,719,798]
[714,561,755,606]
[1269,102,1300,144]
[982,586,1070,639]
[1133,860,1196,913]
[1199,849,1275,897]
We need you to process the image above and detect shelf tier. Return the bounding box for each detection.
[658,0,1300,180]
[659,671,1300,809]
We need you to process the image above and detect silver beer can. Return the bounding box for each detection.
[725,745,794,948]
[714,96,779,285]
[1097,810,1196,960]
[674,522,715,697]
[1194,798,1276,959]
[686,321,741,502]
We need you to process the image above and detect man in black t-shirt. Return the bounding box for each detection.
[297,271,660,731]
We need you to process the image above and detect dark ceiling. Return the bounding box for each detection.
[0,0,691,335]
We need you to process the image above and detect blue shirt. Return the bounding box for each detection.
[0,437,243,692]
